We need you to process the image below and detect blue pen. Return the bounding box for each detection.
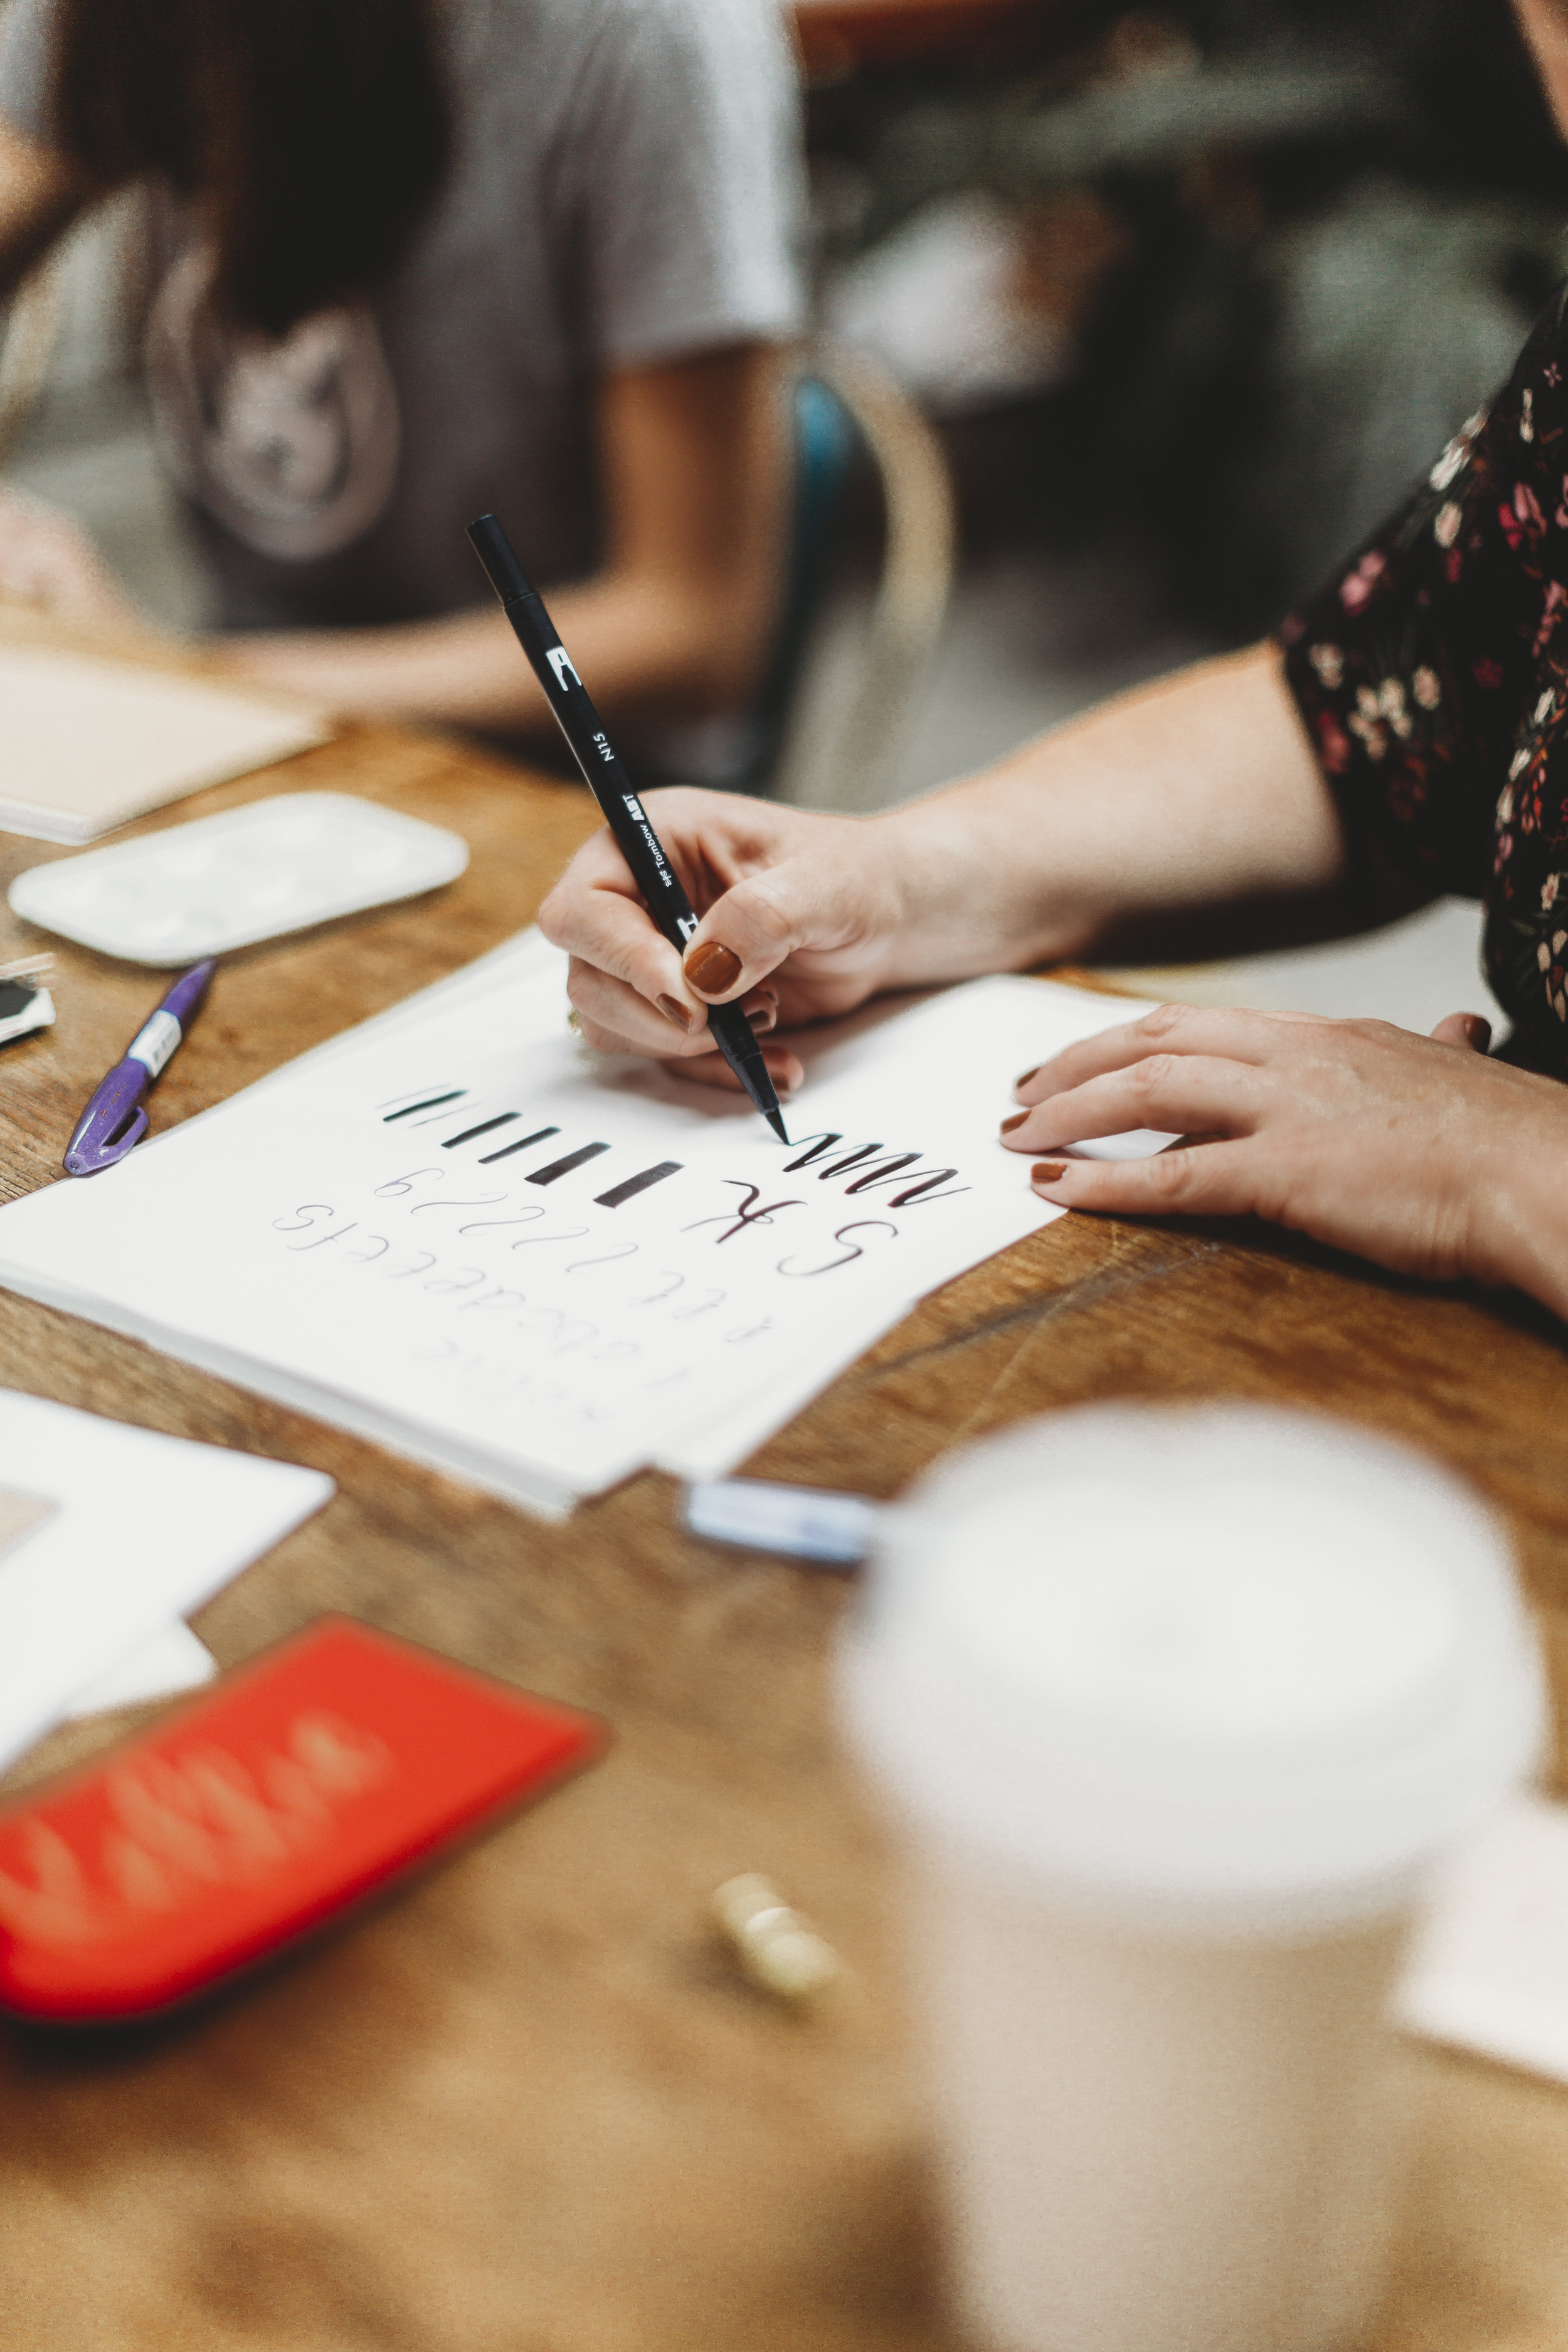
[63,960,216,1177]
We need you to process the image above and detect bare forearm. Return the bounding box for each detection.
[1473,1126,1568,1323]
[204,569,766,736]
[873,642,1348,980]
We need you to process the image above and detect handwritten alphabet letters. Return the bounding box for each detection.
[0,938,1165,1514]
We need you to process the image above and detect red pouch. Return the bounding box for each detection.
[0,1616,605,2023]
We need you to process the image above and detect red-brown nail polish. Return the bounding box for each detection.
[1032,1161,1067,1184]
[746,1007,775,1034]
[684,942,741,997]
[656,995,691,1032]
[1000,1111,1028,1133]
[1015,1066,1041,1088]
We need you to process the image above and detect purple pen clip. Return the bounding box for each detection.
[63,1061,151,1175]
[62,958,215,1177]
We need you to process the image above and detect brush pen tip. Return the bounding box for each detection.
[766,1108,790,1146]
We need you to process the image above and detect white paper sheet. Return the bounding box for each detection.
[0,1392,332,1769]
[64,1621,218,1719]
[1397,1794,1568,2085]
[0,938,1166,1510]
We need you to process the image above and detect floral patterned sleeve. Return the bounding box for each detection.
[1281,286,1568,1066]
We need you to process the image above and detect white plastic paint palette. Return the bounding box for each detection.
[8,792,470,964]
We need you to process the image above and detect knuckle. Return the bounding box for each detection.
[727,872,797,955]
[1130,1052,1177,1098]
[1140,1001,1189,1041]
[1145,1148,1199,1202]
[642,785,704,829]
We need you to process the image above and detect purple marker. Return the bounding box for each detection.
[63,960,216,1177]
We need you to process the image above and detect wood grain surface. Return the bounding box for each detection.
[0,693,1566,2352]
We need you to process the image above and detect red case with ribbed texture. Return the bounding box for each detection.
[0,1616,604,2022]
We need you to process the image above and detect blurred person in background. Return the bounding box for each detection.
[819,0,1568,635]
[540,1,1568,1333]
[0,0,803,749]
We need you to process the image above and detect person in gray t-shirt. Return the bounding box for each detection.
[0,0,805,745]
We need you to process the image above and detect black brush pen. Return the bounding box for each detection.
[468,512,789,1144]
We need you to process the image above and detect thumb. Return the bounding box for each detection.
[681,855,852,1002]
[1429,1010,1493,1053]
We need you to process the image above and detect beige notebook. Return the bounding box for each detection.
[0,642,331,843]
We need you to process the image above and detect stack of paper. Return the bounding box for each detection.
[0,641,329,842]
[0,934,1165,1517]
[0,1391,332,1771]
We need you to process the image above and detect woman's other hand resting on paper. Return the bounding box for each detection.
[1000,1003,1568,1321]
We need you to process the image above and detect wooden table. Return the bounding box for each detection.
[2,699,1568,2351]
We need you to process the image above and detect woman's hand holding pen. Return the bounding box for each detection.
[1001,1000,1568,1313]
[539,652,1346,1096]
[540,788,1006,1097]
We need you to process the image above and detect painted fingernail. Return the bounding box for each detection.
[656,995,692,1032]
[1000,1111,1029,1133]
[685,942,742,997]
[1032,1162,1067,1184]
[1015,1066,1041,1088]
[746,1006,776,1034]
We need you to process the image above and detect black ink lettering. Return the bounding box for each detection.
[374,1168,441,1199]
[843,1156,970,1207]
[527,1143,610,1185]
[383,1250,437,1279]
[273,1202,336,1231]
[564,1242,639,1273]
[785,1131,970,1209]
[479,1125,560,1164]
[424,1266,488,1295]
[682,1180,803,1243]
[290,1221,356,1253]
[442,1113,519,1148]
[783,1131,844,1168]
[595,1161,682,1207]
[383,1090,465,1122]
[778,1219,898,1277]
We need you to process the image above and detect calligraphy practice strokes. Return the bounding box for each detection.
[0,938,1165,1512]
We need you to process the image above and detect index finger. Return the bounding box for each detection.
[539,829,696,1029]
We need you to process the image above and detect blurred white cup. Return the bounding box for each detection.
[839,1404,1544,2352]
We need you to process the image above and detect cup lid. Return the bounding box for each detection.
[839,1406,1545,1933]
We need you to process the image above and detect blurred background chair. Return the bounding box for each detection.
[775,346,956,809]
[651,350,955,810]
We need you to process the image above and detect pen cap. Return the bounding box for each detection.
[467,513,534,605]
[839,1404,1545,1937]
